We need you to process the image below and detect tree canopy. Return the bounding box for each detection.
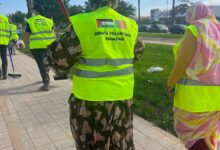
[8,11,26,25]
[20,0,136,26]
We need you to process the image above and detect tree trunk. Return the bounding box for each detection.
[26,0,33,18]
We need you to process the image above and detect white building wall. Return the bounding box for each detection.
[210,6,220,17]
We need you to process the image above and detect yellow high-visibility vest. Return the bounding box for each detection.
[69,7,138,101]
[173,25,220,112]
[0,15,10,45]
[27,15,55,49]
[10,24,19,40]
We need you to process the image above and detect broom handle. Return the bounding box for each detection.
[56,0,70,25]
[8,45,15,72]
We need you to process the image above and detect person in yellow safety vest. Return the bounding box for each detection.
[0,15,10,80]
[44,0,144,149]
[9,23,19,55]
[166,3,220,150]
[25,3,55,91]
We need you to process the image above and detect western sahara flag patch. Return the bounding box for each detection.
[96,19,114,28]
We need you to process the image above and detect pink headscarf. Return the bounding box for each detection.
[185,2,215,23]
[185,3,220,85]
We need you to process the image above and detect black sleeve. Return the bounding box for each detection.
[25,23,31,34]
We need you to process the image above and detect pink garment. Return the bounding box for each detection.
[174,108,220,150]
[185,3,220,85]
[175,4,220,150]
[185,2,214,24]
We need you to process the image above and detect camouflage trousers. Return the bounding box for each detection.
[69,94,135,150]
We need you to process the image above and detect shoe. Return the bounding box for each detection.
[40,83,50,91]
[3,76,7,80]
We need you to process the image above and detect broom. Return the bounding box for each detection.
[8,45,22,78]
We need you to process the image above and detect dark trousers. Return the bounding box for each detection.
[0,45,8,77]
[69,95,134,150]
[189,139,209,150]
[31,49,49,84]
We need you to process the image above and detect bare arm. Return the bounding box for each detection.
[166,29,197,99]
[24,32,30,45]
[167,29,197,87]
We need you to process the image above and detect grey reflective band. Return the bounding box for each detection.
[0,29,10,33]
[0,34,10,38]
[178,79,212,86]
[74,66,134,78]
[32,31,53,35]
[30,37,55,41]
[79,58,133,66]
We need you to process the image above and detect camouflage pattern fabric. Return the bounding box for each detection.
[69,95,135,150]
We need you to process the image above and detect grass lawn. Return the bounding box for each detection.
[133,44,175,134]
[139,32,182,39]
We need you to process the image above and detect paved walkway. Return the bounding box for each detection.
[0,51,186,150]
[140,37,179,45]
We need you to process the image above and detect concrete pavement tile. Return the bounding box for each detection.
[36,144,57,150]
[156,136,177,147]
[22,140,36,150]
[134,143,145,150]
[134,130,150,146]
[48,132,68,142]
[142,139,165,150]
[53,138,76,150]
[32,136,52,147]
[28,129,47,139]
[0,139,13,149]
[1,146,14,150]
[168,143,186,150]
[44,125,63,135]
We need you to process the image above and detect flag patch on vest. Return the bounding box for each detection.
[116,20,127,29]
[96,19,114,28]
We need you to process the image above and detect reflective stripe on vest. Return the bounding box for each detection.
[174,79,220,112]
[0,29,10,33]
[30,37,55,41]
[74,66,133,78]
[0,34,10,38]
[27,15,55,49]
[79,58,133,66]
[31,31,54,35]
[70,7,138,101]
[0,15,10,45]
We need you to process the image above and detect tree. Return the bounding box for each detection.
[116,1,136,17]
[33,0,70,25]
[68,5,84,16]
[84,0,136,17]
[175,0,193,15]
[8,11,26,25]
[26,0,33,18]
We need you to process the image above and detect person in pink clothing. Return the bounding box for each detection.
[166,3,220,150]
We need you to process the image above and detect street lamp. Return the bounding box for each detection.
[172,0,175,25]
[138,0,140,25]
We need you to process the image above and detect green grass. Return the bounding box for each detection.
[133,44,175,134]
[139,32,182,39]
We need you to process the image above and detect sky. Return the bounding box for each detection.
[0,0,220,16]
